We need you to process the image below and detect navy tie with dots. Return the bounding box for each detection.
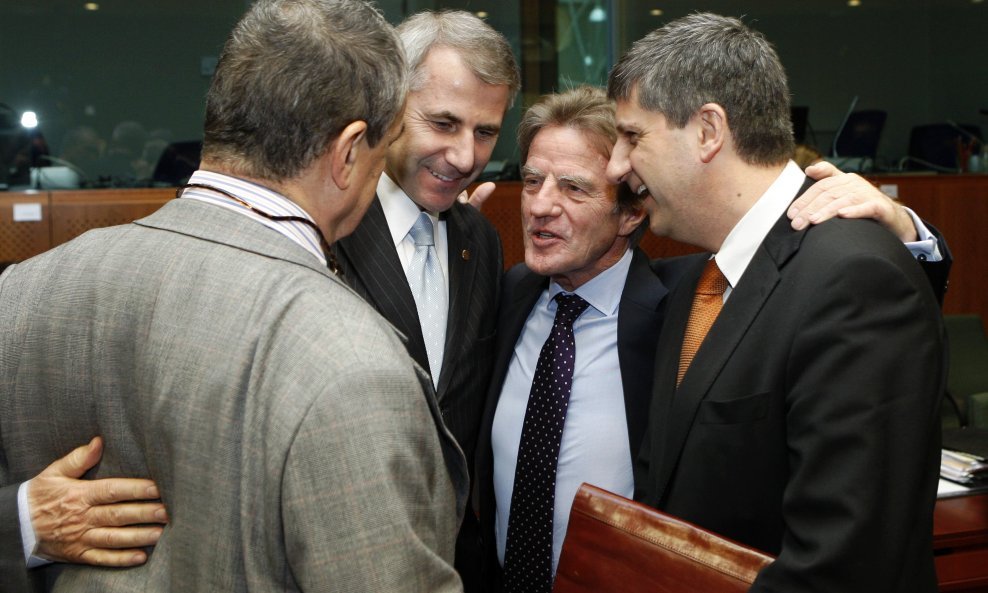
[503,292,590,593]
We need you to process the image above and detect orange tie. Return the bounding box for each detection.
[677,259,728,386]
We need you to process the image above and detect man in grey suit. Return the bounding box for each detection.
[0,1,466,591]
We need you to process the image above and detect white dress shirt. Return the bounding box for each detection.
[376,173,449,295]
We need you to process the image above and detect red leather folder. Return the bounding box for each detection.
[553,483,774,593]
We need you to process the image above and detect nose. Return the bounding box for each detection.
[445,132,476,176]
[606,140,631,185]
[527,180,562,218]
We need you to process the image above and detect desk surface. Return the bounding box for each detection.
[934,492,988,592]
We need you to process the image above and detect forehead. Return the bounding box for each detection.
[526,126,610,177]
[407,46,510,120]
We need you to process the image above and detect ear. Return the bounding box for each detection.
[617,204,647,237]
[329,120,369,190]
[695,103,727,164]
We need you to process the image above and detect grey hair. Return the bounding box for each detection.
[202,0,407,182]
[608,12,794,166]
[398,10,520,108]
[518,86,642,217]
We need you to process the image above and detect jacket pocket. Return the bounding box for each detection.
[698,392,770,424]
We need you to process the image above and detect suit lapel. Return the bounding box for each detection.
[334,197,429,371]
[651,190,809,504]
[617,249,670,457]
[437,204,477,396]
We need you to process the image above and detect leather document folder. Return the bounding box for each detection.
[553,483,774,593]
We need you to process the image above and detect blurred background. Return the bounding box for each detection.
[1,0,985,188]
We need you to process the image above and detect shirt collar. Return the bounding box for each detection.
[715,160,804,288]
[182,170,325,264]
[378,173,436,247]
[547,248,633,317]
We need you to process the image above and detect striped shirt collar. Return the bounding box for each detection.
[180,170,326,265]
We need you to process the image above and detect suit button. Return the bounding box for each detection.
[441,405,450,419]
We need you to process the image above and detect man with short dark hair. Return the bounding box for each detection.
[606,13,945,592]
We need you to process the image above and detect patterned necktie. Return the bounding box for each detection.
[503,292,591,593]
[407,212,447,388]
[677,258,728,386]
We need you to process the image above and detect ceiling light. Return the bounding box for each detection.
[21,111,38,129]
[650,8,664,17]
[589,6,607,22]
[475,11,488,18]
[84,2,99,10]
[847,0,861,6]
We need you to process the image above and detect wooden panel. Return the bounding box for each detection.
[50,188,174,247]
[870,174,988,328]
[0,190,50,263]
[934,493,988,592]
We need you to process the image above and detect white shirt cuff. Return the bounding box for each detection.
[18,480,52,568]
[902,206,942,262]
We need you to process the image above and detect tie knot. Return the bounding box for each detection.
[408,212,435,247]
[553,293,590,326]
[696,259,728,296]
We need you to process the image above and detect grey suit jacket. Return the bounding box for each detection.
[334,195,502,471]
[0,198,467,592]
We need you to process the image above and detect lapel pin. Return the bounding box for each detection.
[461,249,471,261]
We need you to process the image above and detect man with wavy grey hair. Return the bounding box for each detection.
[606,13,945,592]
[333,10,519,589]
[0,1,466,591]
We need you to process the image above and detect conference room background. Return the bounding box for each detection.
[1,0,985,183]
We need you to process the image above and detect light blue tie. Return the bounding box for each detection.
[407,212,447,387]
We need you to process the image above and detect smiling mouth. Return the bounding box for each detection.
[428,168,457,183]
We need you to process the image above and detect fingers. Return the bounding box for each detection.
[803,160,841,180]
[41,437,103,480]
[88,501,168,527]
[86,478,161,506]
[82,524,165,550]
[77,548,150,568]
[459,181,496,211]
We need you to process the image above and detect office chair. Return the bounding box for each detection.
[790,105,810,145]
[151,140,202,186]
[943,314,988,428]
[906,123,983,172]
[832,109,887,159]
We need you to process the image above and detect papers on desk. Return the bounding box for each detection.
[940,448,988,486]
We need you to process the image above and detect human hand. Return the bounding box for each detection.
[29,436,167,566]
[789,161,917,242]
[457,182,497,212]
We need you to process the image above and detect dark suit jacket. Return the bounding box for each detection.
[474,248,697,589]
[334,195,502,469]
[638,193,946,592]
